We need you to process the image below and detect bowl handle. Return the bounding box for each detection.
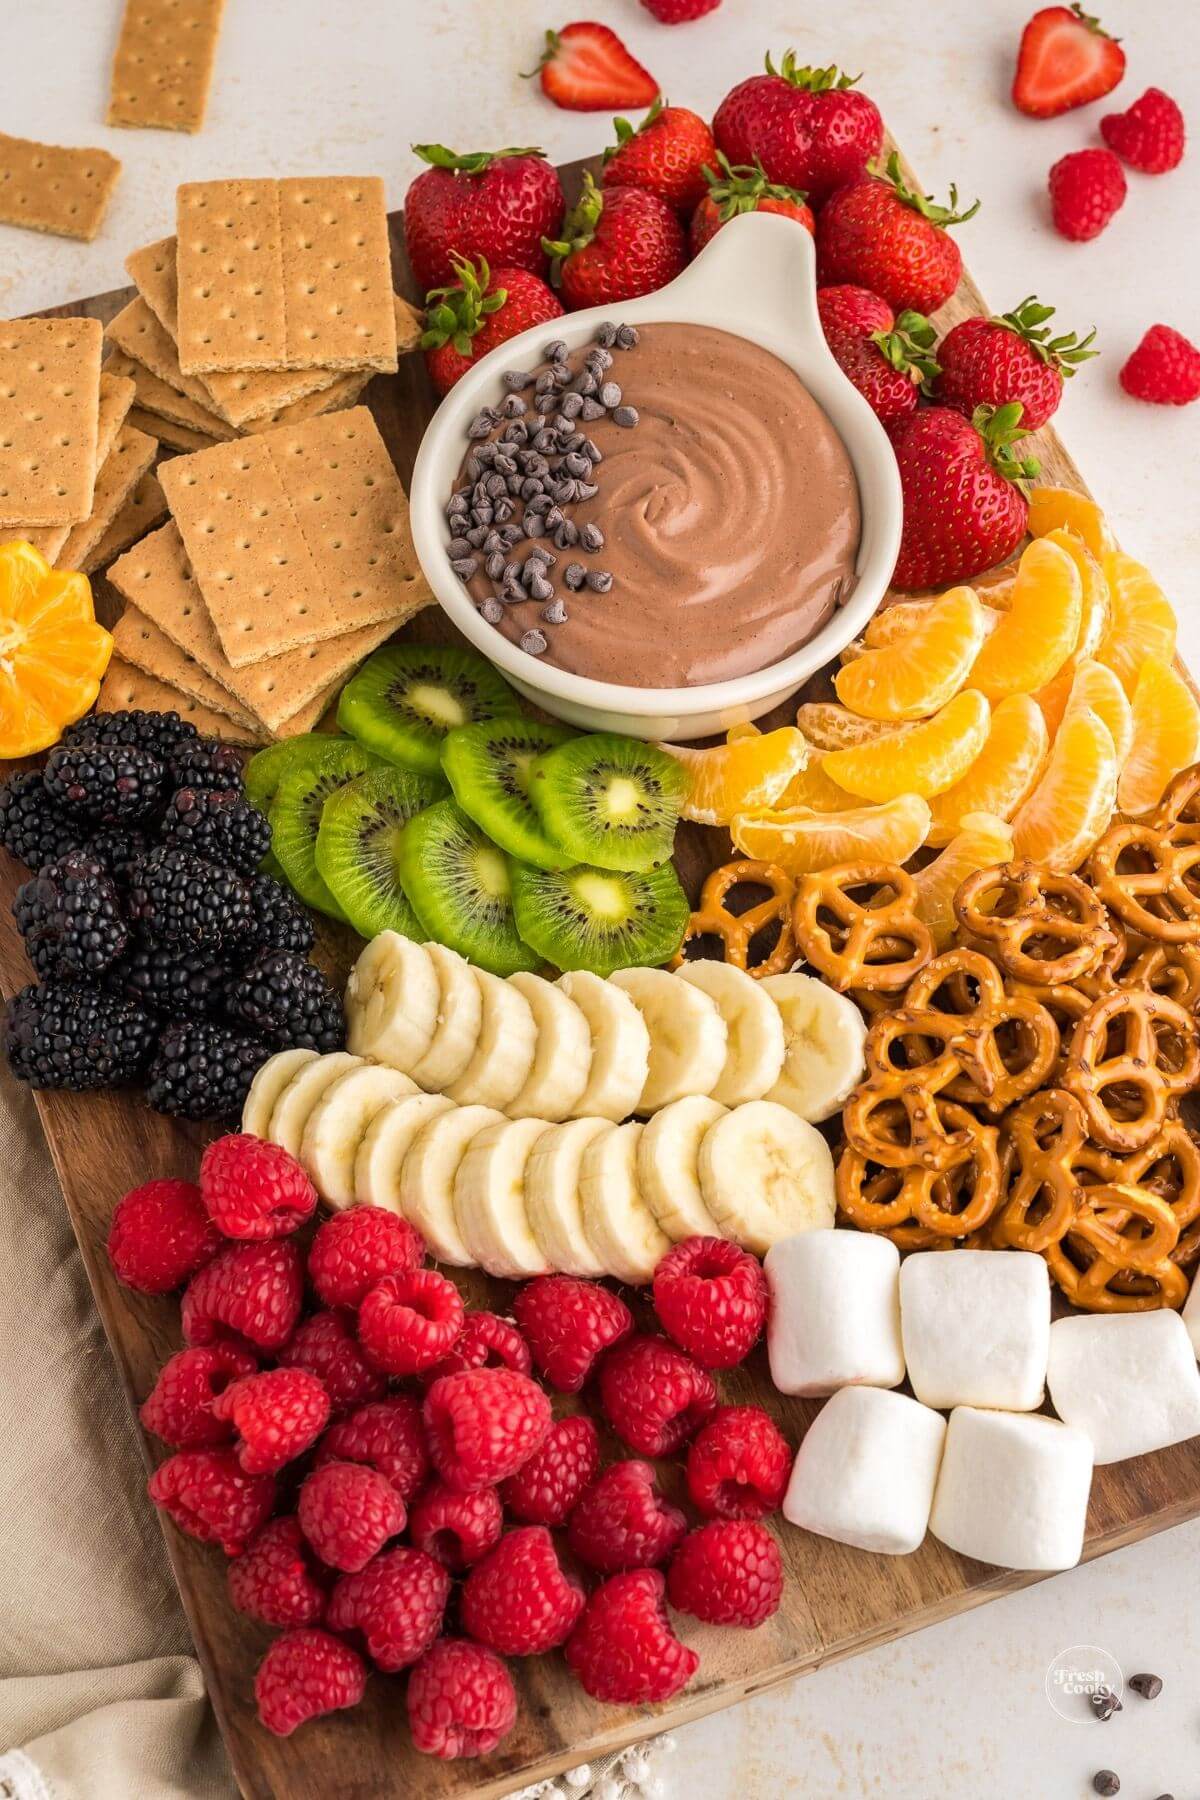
[657,210,823,344]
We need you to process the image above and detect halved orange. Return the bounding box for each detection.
[795,701,912,751]
[1117,657,1200,817]
[1097,552,1178,696]
[660,726,808,826]
[1026,487,1118,561]
[821,689,991,803]
[1061,658,1133,767]
[914,811,1015,947]
[0,541,111,758]
[834,587,985,721]
[966,537,1082,703]
[730,792,931,874]
[1010,705,1118,872]
[926,694,1049,846]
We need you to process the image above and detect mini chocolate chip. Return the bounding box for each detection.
[526,493,553,516]
[535,371,557,394]
[521,629,548,656]
[464,455,481,483]
[451,557,477,579]
[468,411,496,439]
[532,428,558,453]
[560,391,585,418]
[500,394,527,417]
[475,442,498,465]
[562,452,590,478]
[520,477,544,502]
[447,492,469,515]
[503,370,533,389]
[502,420,529,444]
[499,523,522,545]
[482,531,503,554]
[471,503,494,526]
[586,569,613,594]
[582,438,603,463]
[553,414,574,437]
[485,552,505,580]
[529,573,554,602]
[580,522,605,551]
[612,405,639,428]
[1128,1674,1163,1700]
[485,472,508,498]
[1092,1775,1120,1798]
[599,380,622,408]
[544,338,568,362]
[594,321,618,347]
[493,452,518,474]
[448,535,471,557]
[586,347,613,372]
[550,362,571,386]
[543,505,565,530]
[465,525,488,547]
[553,521,579,550]
[1090,1688,1122,1722]
[616,323,638,348]
[542,598,568,625]
[480,597,505,624]
[574,371,598,398]
[534,392,558,414]
[525,454,551,478]
[580,396,605,421]
[533,546,557,567]
[564,562,586,590]
[505,474,524,496]
[525,515,547,538]
[575,481,599,501]
[551,478,579,504]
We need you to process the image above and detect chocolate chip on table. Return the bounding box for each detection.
[612,405,639,428]
[574,371,599,398]
[480,597,505,624]
[529,572,554,603]
[580,396,605,421]
[542,598,568,625]
[598,380,622,408]
[1090,1688,1123,1722]
[586,347,613,373]
[580,521,605,551]
[1127,1673,1163,1700]
[520,629,548,656]
[564,561,586,590]
[616,323,638,348]
[594,321,618,347]
[586,569,613,594]
[562,451,590,478]
[503,369,534,389]
[451,557,477,579]
[1091,1774,1120,1797]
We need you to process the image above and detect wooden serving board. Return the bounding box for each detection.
[3,151,1195,1800]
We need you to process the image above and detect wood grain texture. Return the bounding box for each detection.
[5,154,1196,1800]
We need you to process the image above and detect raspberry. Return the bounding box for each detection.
[667,1520,783,1628]
[358,1268,464,1377]
[640,0,721,20]
[1120,324,1200,405]
[181,1238,303,1354]
[277,1309,387,1413]
[316,1396,429,1501]
[652,1235,768,1369]
[326,1545,450,1671]
[499,1415,600,1526]
[423,1368,552,1493]
[298,1461,407,1573]
[212,1368,331,1474]
[420,1310,531,1386]
[1101,87,1186,174]
[107,1178,221,1294]
[199,1134,317,1241]
[139,1344,258,1448]
[597,1334,718,1457]
[254,1628,366,1737]
[566,1458,687,1573]
[308,1205,425,1309]
[1047,147,1126,242]
[512,1274,633,1393]
[228,1516,328,1627]
[408,1479,504,1571]
[460,1526,584,1656]
[685,1404,791,1520]
[564,1569,698,1705]
[148,1448,276,1555]
[406,1637,518,1761]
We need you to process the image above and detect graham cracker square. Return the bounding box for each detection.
[56,422,160,572]
[105,344,233,439]
[0,134,121,241]
[0,318,103,526]
[107,0,227,134]
[20,369,137,562]
[81,474,168,572]
[105,295,222,416]
[98,655,261,743]
[113,605,260,729]
[127,406,217,452]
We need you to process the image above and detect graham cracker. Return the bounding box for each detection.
[18,370,137,562]
[56,423,159,572]
[113,606,260,729]
[128,406,217,452]
[394,295,424,356]
[107,520,405,732]
[107,0,227,134]
[98,655,261,743]
[0,134,121,241]
[275,677,346,738]
[104,345,233,439]
[81,474,168,572]
[175,177,397,375]
[106,295,220,415]
[0,318,103,526]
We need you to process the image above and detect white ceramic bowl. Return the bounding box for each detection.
[409,212,902,741]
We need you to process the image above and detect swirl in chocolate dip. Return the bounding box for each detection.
[445,321,860,688]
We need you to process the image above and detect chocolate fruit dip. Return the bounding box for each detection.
[445,321,860,688]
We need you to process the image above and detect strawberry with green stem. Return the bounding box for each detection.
[889,403,1041,590]
[934,297,1097,432]
[602,98,718,216]
[827,311,940,428]
[713,56,883,204]
[403,146,565,293]
[688,155,813,253]
[422,255,563,397]
[816,152,980,316]
[543,172,687,309]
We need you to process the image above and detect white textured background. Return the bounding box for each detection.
[5,1,1200,1794]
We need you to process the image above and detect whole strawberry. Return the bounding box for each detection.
[890,403,1040,590]
[1101,87,1186,174]
[817,284,894,340]
[816,154,978,315]
[1047,147,1125,241]
[543,173,686,309]
[713,56,883,205]
[603,98,717,215]
[934,296,1097,432]
[827,310,940,428]
[404,146,564,293]
[422,256,564,397]
[688,155,814,256]
[1120,325,1200,405]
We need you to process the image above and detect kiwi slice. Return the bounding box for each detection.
[528,733,690,873]
[395,798,540,977]
[510,859,690,976]
[270,740,383,920]
[338,645,523,778]
[441,718,579,872]
[314,766,447,940]
[245,734,341,879]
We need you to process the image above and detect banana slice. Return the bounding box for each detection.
[676,962,786,1106]
[580,1120,669,1284]
[609,966,728,1114]
[242,1048,318,1138]
[299,1063,419,1209]
[506,972,593,1122]
[698,1099,836,1255]
[453,1117,554,1279]
[345,933,439,1073]
[525,1117,615,1277]
[637,1095,729,1241]
[397,1104,504,1264]
[409,944,484,1092]
[268,1052,363,1158]
[354,1092,457,1215]
[557,970,650,1121]
[444,970,537,1110]
[759,971,868,1123]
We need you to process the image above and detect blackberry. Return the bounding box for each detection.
[245,872,316,955]
[228,950,345,1051]
[107,943,234,1019]
[146,1020,272,1122]
[3,980,156,1090]
[13,851,129,978]
[43,743,165,824]
[85,826,151,886]
[160,787,271,875]
[61,708,199,762]
[167,737,244,794]
[0,772,85,870]
[128,846,253,949]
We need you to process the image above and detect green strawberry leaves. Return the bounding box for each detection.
[413,145,543,175]
[871,311,941,390]
[420,255,507,354]
[875,151,981,228]
[604,95,666,161]
[974,402,1042,488]
[994,295,1099,375]
[700,152,808,220]
[765,53,861,92]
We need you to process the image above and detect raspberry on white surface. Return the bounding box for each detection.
[783,1385,946,1556]
[765,1230,903,1397]
[1047,1311,1200,1467]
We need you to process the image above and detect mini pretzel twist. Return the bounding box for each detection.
[670,858,796,978]
[844,1029,977,1171]
[1088,821,1200,944]
[835,1105,1003,1241]
[1150,763,1200,838]
[1062,987,1200,1152]
[994,1088,1094,1253]
[1120,940,1200,1012]
[792,861,935,995]
[903,946,1061,1114]
[954,860,1119,984]
[1044,1182,1188,1312]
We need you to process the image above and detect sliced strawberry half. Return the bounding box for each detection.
[1012,4,1125,119]
[531,22,659,112]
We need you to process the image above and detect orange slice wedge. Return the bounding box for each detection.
[821,689,991,803]
[775,759,860,812]
[1117,657,1200,817]
[661,726,809,826]
[1027,487,1118,561]
[926,694,1049,846]
[795,701,913,752]
[863,597,1003,649]
[1096,552,1178,697]
[730,792,931,874]
[914,811,1016,947]
[1010,705,1118,872]
[1061,658,1134,767]
[0,541,111,758]
[1044,527,1109,663]
[834,586,985,721]
[966,537,1082,703]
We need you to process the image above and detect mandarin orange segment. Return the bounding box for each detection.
[775,758,860,813]
[1116,657,1200,817]
[1061,657,1133,767]
[925,694,1049,847]
[821,689,990,803]
[795,701,913,751]
[834,586,986,721]
[0,540,111,759]
[863,596,1005,649]
[1096,552,1178,697]
[660,726,809,826]
[730,792,931,874]
[913,811,1015,947]
[1042,527,1109,663]
[965,537,1082,703]
[1010,705,1118,872]
[1026,487,1118,561]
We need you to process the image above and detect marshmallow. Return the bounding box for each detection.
[765,1231,904,1397]
[900,1249,1050,1412]
[1047,1310,1200,1466]
[929,1407,1093,1571]
[1182,1271,1200,1360]
[783,1386,946,1555]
